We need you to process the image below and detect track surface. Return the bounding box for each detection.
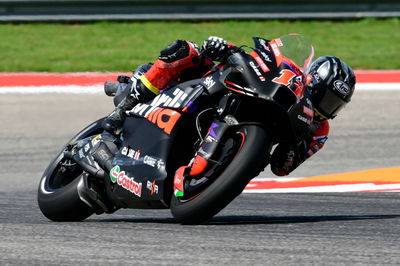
[1,90,400,265]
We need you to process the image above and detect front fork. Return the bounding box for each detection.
[173,116,238,197]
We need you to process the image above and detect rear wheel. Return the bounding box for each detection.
[37,119,104,221]
[170,125,270,224]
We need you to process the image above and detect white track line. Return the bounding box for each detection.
[356,83,400,90]
[0,85,104,94]
[243,183,400,193]
[0,83,399,94]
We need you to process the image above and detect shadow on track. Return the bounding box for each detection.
[91,214,400,225]
[206,214,400,225]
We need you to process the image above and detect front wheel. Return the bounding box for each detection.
[170,125,270,224]
[37,119,105,221]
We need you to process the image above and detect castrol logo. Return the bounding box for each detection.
[333,80,351,96]
[110,165,142,197]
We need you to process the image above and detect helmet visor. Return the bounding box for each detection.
[317,88,348,119]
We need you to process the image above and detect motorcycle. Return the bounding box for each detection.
[38,34,315,224]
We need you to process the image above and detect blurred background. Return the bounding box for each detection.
[1,3,400,264]
[0,0,399,72]
[1,0,400,21]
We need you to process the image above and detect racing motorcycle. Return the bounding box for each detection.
[38,34,315,224]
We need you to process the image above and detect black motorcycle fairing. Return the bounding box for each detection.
[105,48,314,208]
[222,52,299,110]
[216,51,313,145]
[103,79,216,209]
[104,116,171,209]
[62,132,120,179]
[101,46,314,209]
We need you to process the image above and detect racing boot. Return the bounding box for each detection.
[102,75,160,135]
[101,94,139,135]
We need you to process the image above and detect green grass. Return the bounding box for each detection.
[0,18,398,72]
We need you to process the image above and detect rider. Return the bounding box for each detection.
[102,36,356,176]
[270,55,356,176]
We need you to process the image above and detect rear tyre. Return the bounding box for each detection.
[170,125,270,224]
[37,119,104,221]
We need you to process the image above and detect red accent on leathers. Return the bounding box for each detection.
[306,120,330,158]
[271,120,330,176]
[143,41,212,91]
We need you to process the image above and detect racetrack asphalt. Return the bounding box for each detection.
[1,90,400,265]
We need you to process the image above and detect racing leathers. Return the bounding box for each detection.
[270,120,329,176]
[102,40,213,134]
[103,36,330,177]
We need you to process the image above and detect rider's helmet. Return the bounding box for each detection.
[306,56,356,121]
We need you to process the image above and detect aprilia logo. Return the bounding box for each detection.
[132,88,188,115]
[145,108,181,134]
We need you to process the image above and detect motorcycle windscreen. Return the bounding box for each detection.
[277,34,314,71]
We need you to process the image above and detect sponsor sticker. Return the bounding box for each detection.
[121,146,140,160]
[203,76,216,89]
[130,88,188,116]
[143,155,165,169]
[303,105,314,117]
[145,108,181,135]
[110,165,142,197]
[252,53,270,72]
[293,76,305,97]
[259,39,270,51]
[249,61,266,81]
[271,43,281,57]
[333,80,351,96]
[146,180,159,195]
[298,115,311,125]
[260,51,272,63]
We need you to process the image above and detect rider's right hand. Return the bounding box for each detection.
[202,36,228,61]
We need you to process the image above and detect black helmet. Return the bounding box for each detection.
[306,56,356,121]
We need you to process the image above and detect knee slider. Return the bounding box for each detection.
[159,40,190,63]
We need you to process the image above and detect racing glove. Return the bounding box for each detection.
[202,36,228,61]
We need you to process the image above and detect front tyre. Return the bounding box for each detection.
[37,119,104,221]
[170,125,270,224]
